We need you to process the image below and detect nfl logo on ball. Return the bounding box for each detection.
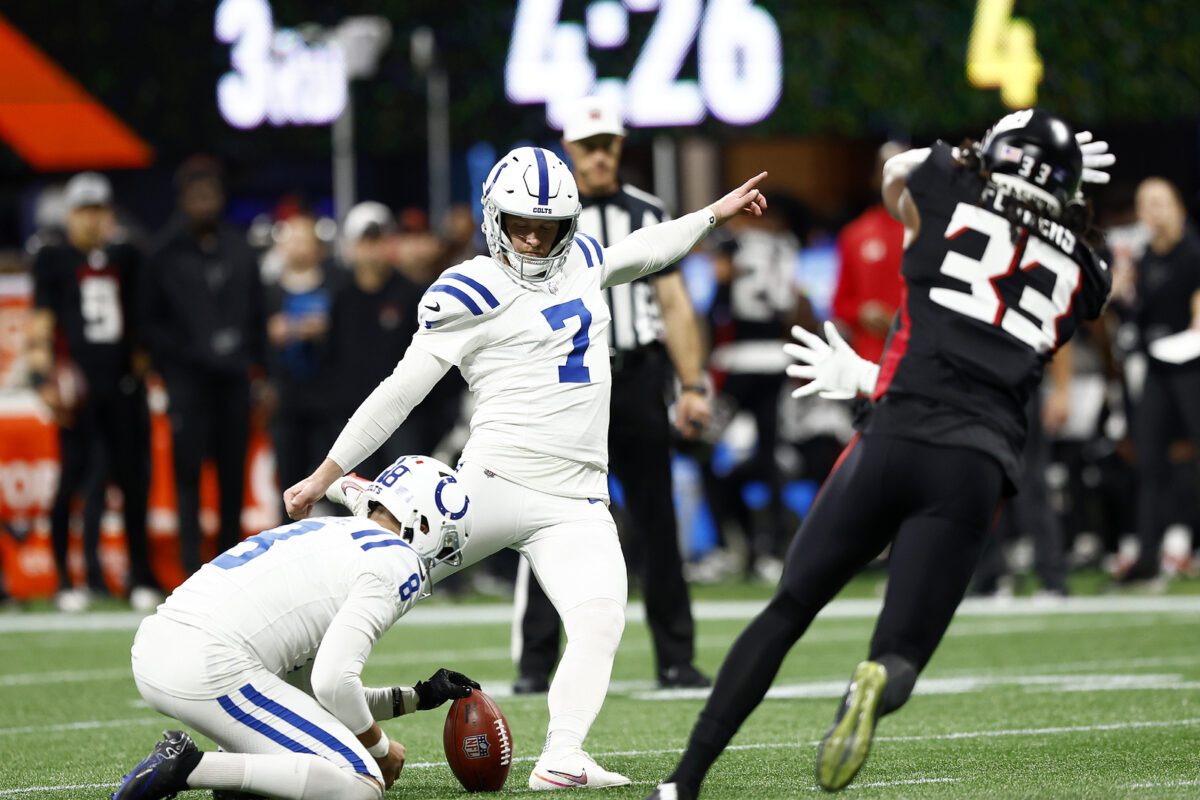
[463,734,491,760]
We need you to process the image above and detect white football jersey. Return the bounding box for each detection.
[410,236,615,499]
[155,516,426,687]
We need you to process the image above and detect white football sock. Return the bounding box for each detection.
[544,598,625,754]
[187,752,247,790]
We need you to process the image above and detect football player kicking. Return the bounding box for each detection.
[112,456,479,800]
[285,148,767,789]
[647,110,1115,798]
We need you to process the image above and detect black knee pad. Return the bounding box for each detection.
[875,654,917,716]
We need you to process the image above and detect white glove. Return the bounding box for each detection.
[1075,131,1115,185]
[326,473,373,517]
[784,322,880,401]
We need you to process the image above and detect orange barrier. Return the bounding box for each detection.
[0,388,281,600]
[0,276,282,600]
[0,275,32,391]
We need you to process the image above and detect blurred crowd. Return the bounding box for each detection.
[2,143,1198,613]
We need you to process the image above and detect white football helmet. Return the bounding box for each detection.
[363,455,470,569]
[481,146,581,283]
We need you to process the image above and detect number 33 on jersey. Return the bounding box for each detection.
[884,143,1110,396]
[409,237,613,471]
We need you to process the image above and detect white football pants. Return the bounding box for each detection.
[431,461,628,752]
[132,615,383,800]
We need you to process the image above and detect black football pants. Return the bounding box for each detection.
[669,433,1003,791]
[270,408,336,521]
[1132,367,1200,576]
[165,368,250,575]
[517,350,698,678]
[974,395,1067,592]
[705,371,789,560]
[51,380,154,593]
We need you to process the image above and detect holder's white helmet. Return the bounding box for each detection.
[481,146,581,283]
[364,455,469,569]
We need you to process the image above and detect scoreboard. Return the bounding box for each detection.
[0,0,1196,168]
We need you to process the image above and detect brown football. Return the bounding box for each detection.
[443,689,513,792]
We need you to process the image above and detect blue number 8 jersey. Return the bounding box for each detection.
[155,516,427,688]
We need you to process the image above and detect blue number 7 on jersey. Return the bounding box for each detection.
[541,299,592,384]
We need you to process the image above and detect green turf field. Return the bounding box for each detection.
[3,583,1199,799]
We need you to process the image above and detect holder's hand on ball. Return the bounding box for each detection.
[416,668,481,710]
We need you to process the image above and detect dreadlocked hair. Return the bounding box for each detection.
[953,138,983,173]
[953,138,1101,249]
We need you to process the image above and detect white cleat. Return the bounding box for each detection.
[129,586,164,613]
[529,748,631,790]
[55,588,90,614]
[644,783,693,800]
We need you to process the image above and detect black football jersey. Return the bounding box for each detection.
[865,143,1111,488]
[710,228,799,343]
[32,241,141,387]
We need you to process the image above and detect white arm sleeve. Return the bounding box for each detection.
[326,347,452,473]
[602,208,716,288]
[310,575,401,735]
[883,147,933,185]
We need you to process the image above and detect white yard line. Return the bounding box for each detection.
[2,595,1198,634]
[872,717,1200,743]
[843,777,962,790]
[0,668,130,688]
[1127,779,1200,789]
[0,784,117,797]
[6,618,1191,688]
[634,673,1200,702]
[2,718,1196,796]
[400,717,1200,768]
[367,646,512,667]
[931,653,1200,677]
[0,718,160,736]
[5,636,1200,692]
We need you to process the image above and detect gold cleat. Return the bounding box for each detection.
[815,660,888,792]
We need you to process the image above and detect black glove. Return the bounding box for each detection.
[413,668,481,711]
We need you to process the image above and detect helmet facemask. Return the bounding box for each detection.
[485,205,577,282]
[480,147,582,284]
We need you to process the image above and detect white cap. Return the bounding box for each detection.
[561,96,625,142]
[343,201,393,241]
[64,172,112,210]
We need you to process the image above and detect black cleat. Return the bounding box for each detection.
[644,782,695,800]
[815,661,887,791]
[658,664,712,689]
[112,730,201,800]
[513,673,550,694]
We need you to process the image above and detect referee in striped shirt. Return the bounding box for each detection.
[512,97,713,692]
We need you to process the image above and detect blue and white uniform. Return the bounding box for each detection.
[132,516,426,789]
[323,205,716,767]
[326,208,716,592]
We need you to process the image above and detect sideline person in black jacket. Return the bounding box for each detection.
[142,157,266,575]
